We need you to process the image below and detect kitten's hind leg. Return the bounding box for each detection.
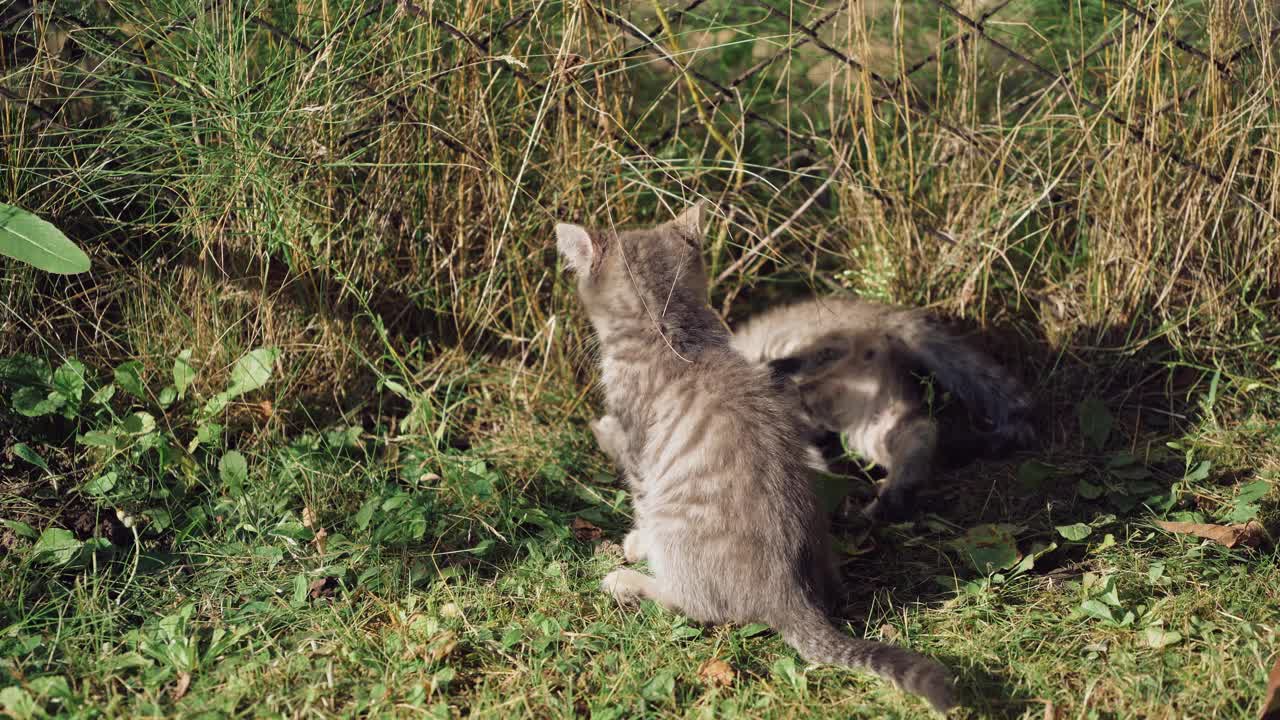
[862,413,938,522]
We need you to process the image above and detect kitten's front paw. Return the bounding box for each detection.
[590,414,622,435]
[590,415,627,463]
[622,529,646,564]
[601,569,643,606]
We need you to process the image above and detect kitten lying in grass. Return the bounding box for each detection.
[556,202,956,714]
[731,295,1035,522]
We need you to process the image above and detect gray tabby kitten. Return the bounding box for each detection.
[555,203,956,714]
[731,296,1035,522]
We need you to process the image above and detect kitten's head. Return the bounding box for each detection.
[555,202,711,336]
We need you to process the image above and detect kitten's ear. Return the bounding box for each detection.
[669,199,707,243]
[555,222,594,274]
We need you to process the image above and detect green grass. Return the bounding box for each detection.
[3,0,1280,717]
[2,349,1278,718]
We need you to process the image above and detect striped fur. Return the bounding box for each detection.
[556,204,956,714]
[731,295,1035,521]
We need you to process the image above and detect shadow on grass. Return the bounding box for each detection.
[948,654,1045,720]
[811,301,1280,669]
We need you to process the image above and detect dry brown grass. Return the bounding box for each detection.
[1,0,1277,443]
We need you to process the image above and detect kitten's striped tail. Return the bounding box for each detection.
[780,605,956,714]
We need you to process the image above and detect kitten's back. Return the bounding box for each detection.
[731,295,1034,452]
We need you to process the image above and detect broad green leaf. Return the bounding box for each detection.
[354,497,378,531]
[172,349,196,398]
[12,386,62,417]
[203,391,231,416]
[1056,523,1092,541]
[954,523,1022,574]
[1147,563,1166,583]
[1012,541,1058,575]
[270,520,310,542]
[228,347,279,395]
[1017,460,1054,489]
[1235,480,1271,504]
[1143,626,1182,649]
[0,686,39,719]
[382,493,410,511]
[219,450,248,495]
[82,472,117,496]
[1077,398,1112,451]
[123,412,156,435]
[27,675,70,699]
[0,203,90,274]
[1093,575,1122,607]
[1184,460,1212,482]
[12,443,50,473]
[770,656,806,692]
[1079,599,1114,622]
[431,667,455,693]
[0,355,50,384]
[51,359,86,405]
[291,573,309,606]
[187,421,222,452]
[2,520,37,539]
[145,509,172,531]
[1225,502,1260,524]
[114,361,146,400]
[79,430,118,449]
[467,538,495,556]
[589,705,624,720]
[1078,479,1105,499]
[640,669,676,702]
[101,652,152,672]
[90,383,116,405]
[381,379,410,398]
[32,528,82,565]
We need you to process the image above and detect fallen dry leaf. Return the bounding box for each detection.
[594,539,624,559]
[255,400,273,421]
[427,631,458,663]
[571,517,602,542]
[1044,700,1057,720]
[1262,654,1280,720]
[1156,520,1268,549]
[313,526,328,555]
[308,577,337,600]
[698,658,736,688]
[172,671,191,701]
